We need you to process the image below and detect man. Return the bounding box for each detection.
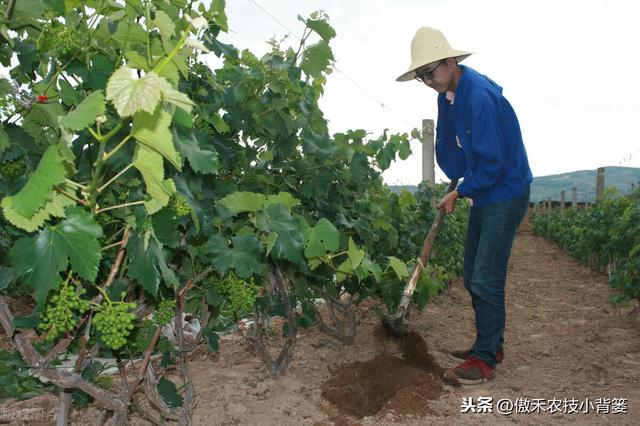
[396,27,532,384]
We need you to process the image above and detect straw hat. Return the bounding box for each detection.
[396,27,472,82]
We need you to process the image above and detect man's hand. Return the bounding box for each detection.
[436,190,459,214]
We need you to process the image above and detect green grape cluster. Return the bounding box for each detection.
[169,194,192,217]
[193,117,213,132]
[220,273,260,316]
[93,301,137,350]
[0,158,26,178]
[37,24,83,60]
[40,283,90,341]
[152,299,176,327]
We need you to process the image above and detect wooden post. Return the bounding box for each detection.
[547,197,551,214]
[421,119,436,208]
[571,186,577,210]
[421,119,435,186]
[560,190,565,217]
[596,167,605,203]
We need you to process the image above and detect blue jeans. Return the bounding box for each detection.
[463,187,530,367]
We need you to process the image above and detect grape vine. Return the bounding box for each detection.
[0,0,467,423]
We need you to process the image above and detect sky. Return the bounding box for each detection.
[213,0,640,185]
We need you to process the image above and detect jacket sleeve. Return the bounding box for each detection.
[456,94,503,198]
[435,132,465,180]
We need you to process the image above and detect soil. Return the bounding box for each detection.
[3,212,640,425]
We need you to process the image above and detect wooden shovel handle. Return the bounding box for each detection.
[398,179,459,309]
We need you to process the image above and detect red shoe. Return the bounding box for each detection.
[452,356,496,385]
[450,349,504,364]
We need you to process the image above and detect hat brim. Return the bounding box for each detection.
[396,53,472,82]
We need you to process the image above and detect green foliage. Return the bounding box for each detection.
[531,189,640,304]
[206,234,266,279]
[59,90,106,131]
[158,377,184,408]
[2,145,66,219]
[10,207,103,306]
[0,349,48,402]
[0,0,470,407]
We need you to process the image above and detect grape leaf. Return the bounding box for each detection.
[211,114,229,133]
[358,255,382,283]
[1,192,74,233]
[387,256,409,279]
[111,21,148,46]
[265,232,278,255]
[206,234,265,279]
[210,0,228,32]
[172,129,219,175]
[9,207,103,306]
[218,192,267,215]
[256,204,304,264]
[152,208,180,248]
[2,145,66,219]
[125,51,149,70]
[300,128,336,161]
[23,102,64,132]
[59,90,106,131]
[132,145,174,213]
[336,258,353,283]
[0,267,14,291]
[264,192,300,210]
[127,234,160,296]
[172,108,193,129]
[158,377,183,408]
[126,233,177,295]
[12,0,49,19]
[347,238,365,269]
[86,54,116,91]
[131,108,182,170]
[53,206,103,282]
[301,41,334,78]
[106,66,162,117]
[305,18,336,41]
[11,230,65,306]
[143,178,176,215]
[58,78,81,106]
[156,78,195,114]
[152,10,175,40]
[304,218,340,258]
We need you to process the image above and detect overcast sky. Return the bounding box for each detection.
[214,0,640,184]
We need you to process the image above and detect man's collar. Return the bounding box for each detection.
[446,91,455,104]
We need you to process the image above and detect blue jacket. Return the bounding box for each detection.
[435,65,532,207]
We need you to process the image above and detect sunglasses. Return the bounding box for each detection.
[415,60,446,83]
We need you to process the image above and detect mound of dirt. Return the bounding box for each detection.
[321,332,445,419]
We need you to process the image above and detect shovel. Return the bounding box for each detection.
[382,179,458,336]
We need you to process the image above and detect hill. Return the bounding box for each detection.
[530,166,640,202]
[388,166,640,202]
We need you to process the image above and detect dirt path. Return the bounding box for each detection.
[182,214,640,425]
